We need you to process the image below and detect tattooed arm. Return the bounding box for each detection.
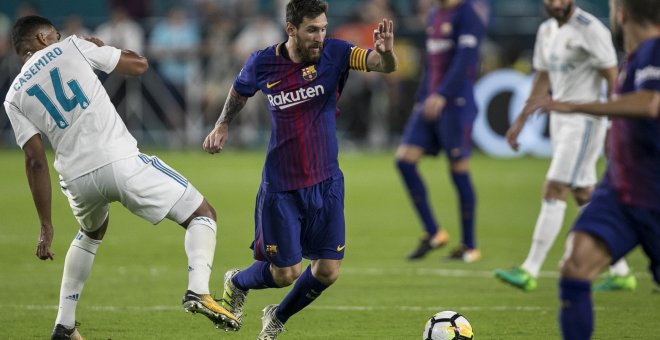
[203,86,249,154]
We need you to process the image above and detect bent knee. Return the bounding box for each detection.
[312,267,340,286]
[272,266,302,287]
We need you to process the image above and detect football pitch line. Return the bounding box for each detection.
[340,267,650,279]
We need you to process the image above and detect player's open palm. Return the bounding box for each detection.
[203,124,229,154]
[373,19,394,54]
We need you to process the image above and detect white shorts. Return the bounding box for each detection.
[60,154,204,232]
[546,113,607,188]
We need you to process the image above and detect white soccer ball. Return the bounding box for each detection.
[422,310,474,340]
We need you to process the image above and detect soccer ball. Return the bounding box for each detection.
[422,311,474,340]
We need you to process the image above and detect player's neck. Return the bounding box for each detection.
[625,24,660,54]
[438,0,462,9]
[284,39,303,64]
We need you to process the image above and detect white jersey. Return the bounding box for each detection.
[533,7,617,102]
[4,36,139,180]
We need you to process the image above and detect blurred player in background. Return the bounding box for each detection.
[395,0,485,262]
[203,0,397,338]
[495,0,637,292]
[4,15,237,339]
[532,1,660,338]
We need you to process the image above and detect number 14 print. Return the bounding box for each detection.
[26,67,90,129]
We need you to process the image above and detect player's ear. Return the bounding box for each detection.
[285,22,296,37]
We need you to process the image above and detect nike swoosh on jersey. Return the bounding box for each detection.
[266,80,282,89]
[336,245,346,251]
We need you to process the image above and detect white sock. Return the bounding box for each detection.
[55,231,101,328]
[185,216,217,294]
[521,199,567,277]
[609,258,631,276]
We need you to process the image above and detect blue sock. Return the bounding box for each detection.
[396,160,439,235]
[559,278,593,340]
[276,266,328,324]
[232,261,278,291]
[451,171,476,249]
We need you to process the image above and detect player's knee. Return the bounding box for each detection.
[272,265,301,287]
[571,188,592,206]
[313,267,340,286]
[544,181,570,200]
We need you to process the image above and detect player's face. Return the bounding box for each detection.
[543,0,574,22]
[294,14,327,63]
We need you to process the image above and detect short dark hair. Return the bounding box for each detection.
[619,0,660,25]
[12,15,54,54]
[286,0,328,27]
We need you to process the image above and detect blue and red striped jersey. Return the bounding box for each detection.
[605,38,660,210]
[416,0,485,104]
[233,38,371,192]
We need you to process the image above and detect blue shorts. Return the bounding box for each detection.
[401,102,476,160]
[251,171,346,267]
[573,183,660,284]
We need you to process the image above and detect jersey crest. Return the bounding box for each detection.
[302,65,318,82]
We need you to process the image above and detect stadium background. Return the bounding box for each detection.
[2,1,658,340]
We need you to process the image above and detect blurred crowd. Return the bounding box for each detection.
[0,0,606,148]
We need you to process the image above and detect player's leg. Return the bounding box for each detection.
[396,106,448,260]
[53,172,110,339]
[259,174,345,339]
[446,158,479,262]
[558,231,611,340]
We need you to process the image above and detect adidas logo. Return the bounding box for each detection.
[65,293,79,301]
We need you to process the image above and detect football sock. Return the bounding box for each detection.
[396,160,439,236]
[276,266,328,324]
[233,260,278,291]
[55,231,101,328]
[185,216,216,295]
[609,258,631,276]
[522,199,567,277]
[559,278,593,340]
[451,171,476,249]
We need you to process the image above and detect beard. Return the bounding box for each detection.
[295,36,323,63]
[544,1,574,22]
[612,25,625,51]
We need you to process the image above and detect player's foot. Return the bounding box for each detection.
[257,304,285,340]
[182,290,239,331]
[593,273,637,292]
[51,323,84,340]
[407,230,449,260]
[446,245,481,263]
[221,269,248,329]
[494,266,537,291]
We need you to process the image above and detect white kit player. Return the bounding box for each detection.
[3,16,237,339]
[494,0,637,292]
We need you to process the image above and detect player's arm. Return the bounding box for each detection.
[22,133,55,261]
[598,67,618,100]
[538,90,660,119]
[505,71,550,151]
[366,19,397,73]
[202,86,249,154]
[85,37,148,76]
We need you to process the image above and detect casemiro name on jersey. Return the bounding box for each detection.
[267,84,325,110]
[13,46,63,91]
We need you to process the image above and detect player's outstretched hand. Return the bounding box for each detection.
[529,96,573,114]
[373,18,394,54]
[85,36,105,47]
[36,224,55,260]
[203,123,229,154]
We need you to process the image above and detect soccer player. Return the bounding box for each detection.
[4,16,237,339]
[494,0,637,292]
[202,1,397,338]
[395,0,485,262]
[531,1,659,338]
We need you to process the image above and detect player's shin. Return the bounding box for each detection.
[55,231,101,328]
[276,266,328,323]
[185,216,216,294]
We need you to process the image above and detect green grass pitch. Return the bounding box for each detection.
[0,149,657,339]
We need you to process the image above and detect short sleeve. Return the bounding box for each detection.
[233,51,260,97]
[326,39,371,73]
[71,36,121,74]
[532,24,548,71]
[635,50,660,91]
[4,101,40,148]
[584,23,618,69]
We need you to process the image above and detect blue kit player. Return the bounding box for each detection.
[202,0,397,338]
[395,0,485,262]
[531,0,660,338]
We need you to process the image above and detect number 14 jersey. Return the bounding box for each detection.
[4,35,139,181]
